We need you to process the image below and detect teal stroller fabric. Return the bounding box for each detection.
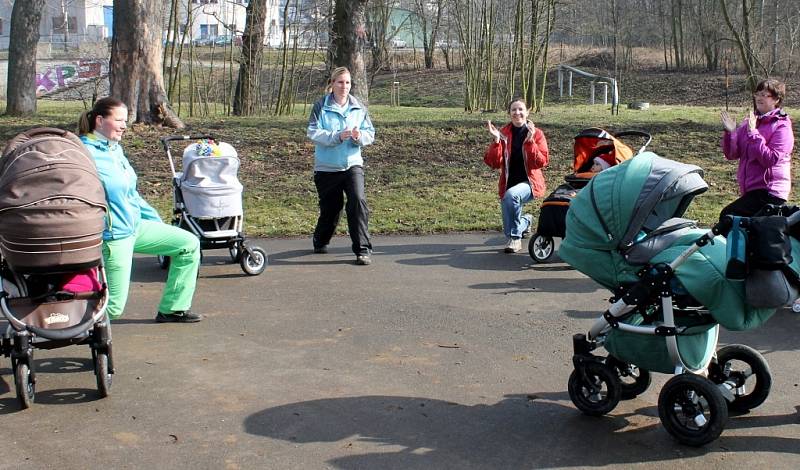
[560,152,777,332]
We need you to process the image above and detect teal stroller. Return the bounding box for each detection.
[560,152,799,446]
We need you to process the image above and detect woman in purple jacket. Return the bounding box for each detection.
[719,79,794,217]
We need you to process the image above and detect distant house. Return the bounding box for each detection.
[0,0,114,50]
[171,0,284,47]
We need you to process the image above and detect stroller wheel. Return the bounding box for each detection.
[606,357,651,400]
[712,344,772,412]
[157,255,170,270]
[568,362,621,416]
[241,246,268,276]
[95,352,113,398]
[658,374,727,446]
[529,234,555,263]
[14,362,34,409]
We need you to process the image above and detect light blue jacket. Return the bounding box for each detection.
[80,133,162,240]
[307,94,375,172]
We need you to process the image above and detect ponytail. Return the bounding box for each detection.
[77,110,95,135]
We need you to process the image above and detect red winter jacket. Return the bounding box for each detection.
[483,121,549,198]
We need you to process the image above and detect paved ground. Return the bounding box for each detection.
[1,233,798,469]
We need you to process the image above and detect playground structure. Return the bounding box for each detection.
[558,64,620,114]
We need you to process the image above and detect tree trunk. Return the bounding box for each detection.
[110,0,184,128]
[5,0,46,116]
[234,0,267,116]
[329,0,370,103]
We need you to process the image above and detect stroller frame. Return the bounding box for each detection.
[159,134,267,276]
[568,212,799,446]
[1,264,114,409]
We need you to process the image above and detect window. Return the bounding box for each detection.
[199,24,218,38]
[52,16,77,34]
[0,19,3,35]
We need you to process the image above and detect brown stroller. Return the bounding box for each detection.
[0,128,113,409]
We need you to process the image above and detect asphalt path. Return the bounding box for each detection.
[1,233,798,469]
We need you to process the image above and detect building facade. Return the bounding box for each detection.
[0,0,114,50]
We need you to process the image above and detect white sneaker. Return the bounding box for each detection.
[504,238,522,253]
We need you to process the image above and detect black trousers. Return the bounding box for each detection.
[313,166,372,255]
[719,189,786,218]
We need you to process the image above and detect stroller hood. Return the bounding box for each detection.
[573,128,633,173]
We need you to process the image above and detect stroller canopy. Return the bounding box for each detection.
[180,140,243,218]
[563,152,707,255]
[573,128,634,173]
[560,152,775,331]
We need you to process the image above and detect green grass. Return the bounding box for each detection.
[1,100,796,237]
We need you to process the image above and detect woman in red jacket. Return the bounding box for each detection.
[484,98,549,253]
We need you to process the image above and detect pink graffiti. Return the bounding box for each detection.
[35,59,105,94]
[36,69,56,91]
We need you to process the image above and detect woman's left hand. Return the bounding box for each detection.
[351,127,361,141]
[747,111,757,131]
[524,122,535,142]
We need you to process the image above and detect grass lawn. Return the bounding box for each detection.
[1,100,796,237]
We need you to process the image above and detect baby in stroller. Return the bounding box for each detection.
[559,151,799,445]
[529,128,651,262]
[0,128,113,409]
[159,135,267,276]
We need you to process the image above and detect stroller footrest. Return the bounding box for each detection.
[199,229,239,239]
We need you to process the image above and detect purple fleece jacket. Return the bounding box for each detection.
[722,108,794,200]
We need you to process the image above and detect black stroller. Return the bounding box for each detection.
[157,135,267,276]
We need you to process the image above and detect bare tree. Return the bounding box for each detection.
[234,0,267,115]
[329,0,370,102]
[110,0,184,128]
[413,0,445,69]
[5,0,47,116]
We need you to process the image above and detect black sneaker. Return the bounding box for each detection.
[313,245,328,254]
[155,310,204,323]
[355,254,372,265]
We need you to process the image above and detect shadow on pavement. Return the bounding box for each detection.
[244,394,800,468]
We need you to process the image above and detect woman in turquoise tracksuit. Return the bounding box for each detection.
[78,97,203,323]
[307,66,376,265]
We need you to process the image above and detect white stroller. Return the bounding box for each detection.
[158,135,267,275]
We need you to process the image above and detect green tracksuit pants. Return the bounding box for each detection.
[102,219,200,319]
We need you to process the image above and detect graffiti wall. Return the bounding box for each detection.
[35,59,108,96]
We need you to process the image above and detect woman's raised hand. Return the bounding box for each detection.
[747,110,757,131]
[525,122,535,142]
[486,120,501,142]
[720,110,736,133]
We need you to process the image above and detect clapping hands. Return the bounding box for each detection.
[340,127,361,142]
[721,110,758,133]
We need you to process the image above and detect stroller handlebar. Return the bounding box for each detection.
[614,130,652,154]
[160,134,215,148]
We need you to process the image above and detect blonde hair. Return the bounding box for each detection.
[77,97,126,135]
[325,66,351,94]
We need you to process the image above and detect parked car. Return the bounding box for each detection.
[192,37,213,47]
[391,39,407,48]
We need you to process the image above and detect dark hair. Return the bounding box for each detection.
[755,79,786,107]
[77,97,126,135]
[507,97,528,113]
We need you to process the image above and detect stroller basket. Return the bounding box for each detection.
[2,290,106,341]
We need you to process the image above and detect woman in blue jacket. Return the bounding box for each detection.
[307,67,376,265]
[78,97,202,323]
